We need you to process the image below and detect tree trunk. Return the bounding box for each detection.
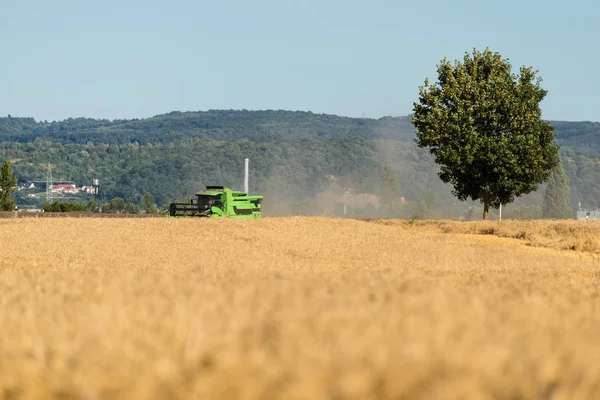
[483,202,489,220]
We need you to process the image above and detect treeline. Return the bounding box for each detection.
[0,111,416,144]
[3,136,600,216]
[551,121,600,153]
[2,138,453,208]
[1,110,600,218]
[1,110,597,149]
[43,193,158,214]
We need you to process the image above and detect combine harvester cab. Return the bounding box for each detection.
[169,186,263,218]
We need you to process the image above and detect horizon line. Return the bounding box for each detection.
[1,109,599,125]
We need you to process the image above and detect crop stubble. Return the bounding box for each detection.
[0,217,599,399]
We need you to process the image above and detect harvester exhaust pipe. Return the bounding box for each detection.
[244,158,249,194]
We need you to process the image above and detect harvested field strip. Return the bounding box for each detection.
[373,219,600,255]
[1,217,600,399]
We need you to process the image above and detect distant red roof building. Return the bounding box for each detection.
[51,184,78,194]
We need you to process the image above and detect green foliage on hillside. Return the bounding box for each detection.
[0,111,415,144]
[0,110,599,218]
[1,110,595,148]
[550,120,600,152]
[1,138,449,208]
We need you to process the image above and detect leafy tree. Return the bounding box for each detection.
[43,201,87,212]
[380,164,397,209]
[425,190,436,211]
[542,157,572,219]
[110,197,125,213]
[125,200,140,214]
[141,192,158,214]
[412,48,559,219]
[102,197,125,213]
[87,199,99,213]
[0,160,17,211]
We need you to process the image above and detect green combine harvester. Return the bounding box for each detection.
[168,186,263,218]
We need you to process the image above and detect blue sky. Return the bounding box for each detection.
[1,0,598,122]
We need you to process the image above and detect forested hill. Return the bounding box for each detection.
[2,110,600,217]
[1,110,598,148]
[0,111,416,144]
[550,120,600,153]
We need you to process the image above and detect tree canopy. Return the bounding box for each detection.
[380,164,397,209]
[542,157,572,219]
[412,48,559,219]
[0,160,17,211]
[142,192,158,214]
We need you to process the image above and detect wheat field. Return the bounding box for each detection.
[1,217,600,399]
